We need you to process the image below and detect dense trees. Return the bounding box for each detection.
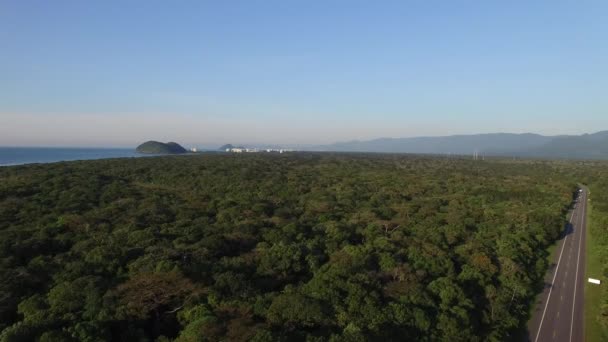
[575,163,608,337]
[0,153,589,341]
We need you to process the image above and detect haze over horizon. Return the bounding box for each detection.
[2,1,608,147]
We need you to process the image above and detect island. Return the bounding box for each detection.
[135,141,187,154]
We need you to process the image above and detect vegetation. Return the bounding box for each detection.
[583,200,606,342]
[0,153,589,341]
[580,168,608,341]
[136,141,187,154]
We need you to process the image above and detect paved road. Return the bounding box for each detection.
[528,188,587,342]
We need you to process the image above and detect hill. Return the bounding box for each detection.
[135,141,187,154]
[219,144,247,151]
[316,131,608,159]
[507,131,608,159]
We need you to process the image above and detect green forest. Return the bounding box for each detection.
[578,163,608,340]
[0,153,603,341]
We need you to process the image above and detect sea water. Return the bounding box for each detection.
[0,147,142,166]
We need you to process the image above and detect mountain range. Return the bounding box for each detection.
[313,131,608,159]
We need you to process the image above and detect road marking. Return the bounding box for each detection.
[570,193,585,342]
[557,311,560,318]
[561,295,563,301]
[534,210,575,342]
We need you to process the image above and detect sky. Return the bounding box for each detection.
[1,1,608,147]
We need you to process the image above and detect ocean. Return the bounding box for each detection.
[0,147,144,166]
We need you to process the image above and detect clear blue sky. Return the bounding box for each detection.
[1,1,607,147]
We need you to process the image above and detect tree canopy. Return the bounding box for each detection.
[0,153,597,341]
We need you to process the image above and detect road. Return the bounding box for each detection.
[528,188,587,342]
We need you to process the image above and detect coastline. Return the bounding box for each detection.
[0,147,140,167]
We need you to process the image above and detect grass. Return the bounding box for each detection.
[584,196,608,342]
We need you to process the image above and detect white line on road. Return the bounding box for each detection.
[570,192,585,342]
[534,209,576,342]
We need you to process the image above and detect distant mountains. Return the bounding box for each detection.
[218,144,246,151]
[136,141,187,154]
[315,131,608,159]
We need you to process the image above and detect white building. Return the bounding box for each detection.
[228,147,294,153]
